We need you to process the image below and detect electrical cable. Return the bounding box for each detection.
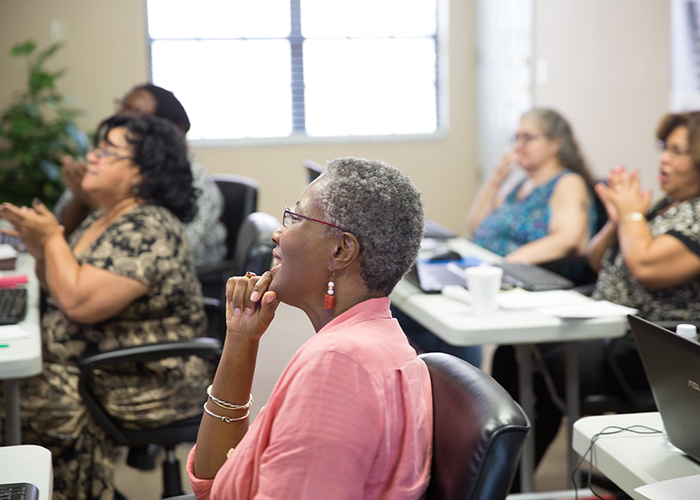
[571,424,662,500]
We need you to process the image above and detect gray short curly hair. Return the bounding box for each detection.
[315,157,425,296]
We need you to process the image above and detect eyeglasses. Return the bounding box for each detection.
[283,207,347,232]
[511,133,545,145]
[90,147,133,162]
[657,140,690,157]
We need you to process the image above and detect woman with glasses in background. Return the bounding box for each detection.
[494,111,700,491]
[467,108,597,264]
[187,157,432,500]
[0,114,212,500]
[55,83,226,267]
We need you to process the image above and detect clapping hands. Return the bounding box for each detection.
[595,166,652,224]
[0,199,64,261]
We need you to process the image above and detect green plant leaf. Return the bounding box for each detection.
[11,40,36,58]
[1,39,82,208]
[32,42,63,71]
[29,71,56,93]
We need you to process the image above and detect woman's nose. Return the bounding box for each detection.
[271,226,282,244]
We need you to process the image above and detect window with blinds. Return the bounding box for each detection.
[146,0,441,142]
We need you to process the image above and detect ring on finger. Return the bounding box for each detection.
[245,271,256,278]
[614,186,622,193]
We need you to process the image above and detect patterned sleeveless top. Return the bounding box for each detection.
[471,170,596,257]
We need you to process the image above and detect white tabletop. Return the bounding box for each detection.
[0,444,53,499]
[391,238,628,345]
[573,413,700,500]
[0,253,41,379]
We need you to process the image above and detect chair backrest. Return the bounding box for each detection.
[419,352,530,500]
[231,212,281,277]
[212,174,260,261]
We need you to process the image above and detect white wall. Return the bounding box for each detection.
[533,0,670,195]
[0,0,478,234]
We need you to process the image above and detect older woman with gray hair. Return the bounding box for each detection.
[186,157,433,499]
[467,107,597,264]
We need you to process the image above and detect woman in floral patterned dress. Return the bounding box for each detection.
[1,113,212,500]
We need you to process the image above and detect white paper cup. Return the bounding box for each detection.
[464,265,504,315]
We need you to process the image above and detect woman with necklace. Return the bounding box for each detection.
[0,113,211,500]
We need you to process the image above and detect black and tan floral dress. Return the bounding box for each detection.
[18,204,213,500]
[592,195,700,321]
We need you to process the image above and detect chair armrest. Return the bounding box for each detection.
[78,338,222,446]
[79,337,222,371]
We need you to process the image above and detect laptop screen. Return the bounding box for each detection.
[629,314,700,463]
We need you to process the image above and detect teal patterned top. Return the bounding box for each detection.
[471,170,596,257]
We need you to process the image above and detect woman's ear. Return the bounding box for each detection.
[330,232,360,271]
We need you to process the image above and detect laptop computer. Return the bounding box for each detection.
[629,314,700,463]
[406,257,573,294]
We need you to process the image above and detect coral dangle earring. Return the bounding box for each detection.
[324,273,336,310]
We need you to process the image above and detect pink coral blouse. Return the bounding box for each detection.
[187,297,433,499]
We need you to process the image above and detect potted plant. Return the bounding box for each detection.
[0,39,88,209]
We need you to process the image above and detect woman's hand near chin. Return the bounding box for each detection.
[225,271,280,342]
[491,151,517,187]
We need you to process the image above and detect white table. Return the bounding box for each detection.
[573,413,700,500]
[0,254,41,445]
[0,444,53,499]
[390,238,628,491]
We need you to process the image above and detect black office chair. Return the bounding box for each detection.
[204,212,280,338]
[420,352,530,500]
[212,174,260,262]
[79,337,222,499]
[197,174,259,305]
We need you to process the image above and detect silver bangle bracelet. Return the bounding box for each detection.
[203,402,250,423]
[207,385,254,410]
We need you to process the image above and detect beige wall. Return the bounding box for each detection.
[533,0,670,195]
[0,0,478,234]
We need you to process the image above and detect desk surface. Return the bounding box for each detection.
[573,413,700,500]
[0,253,41,379]
[0,444,53,499]
[391,238,627,345]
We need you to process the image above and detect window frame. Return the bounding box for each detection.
[145,0,450,147]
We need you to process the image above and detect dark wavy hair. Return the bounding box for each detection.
[656,111,700,172]
[94,114,197,222]
[129,83,191,134]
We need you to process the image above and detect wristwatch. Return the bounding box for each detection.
[621,212,645,224]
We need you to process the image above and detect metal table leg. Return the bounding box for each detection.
[3,379,21,445]
[515,344,535,492]
[565,342,581,489]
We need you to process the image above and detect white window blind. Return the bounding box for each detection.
[146,0,440,141]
